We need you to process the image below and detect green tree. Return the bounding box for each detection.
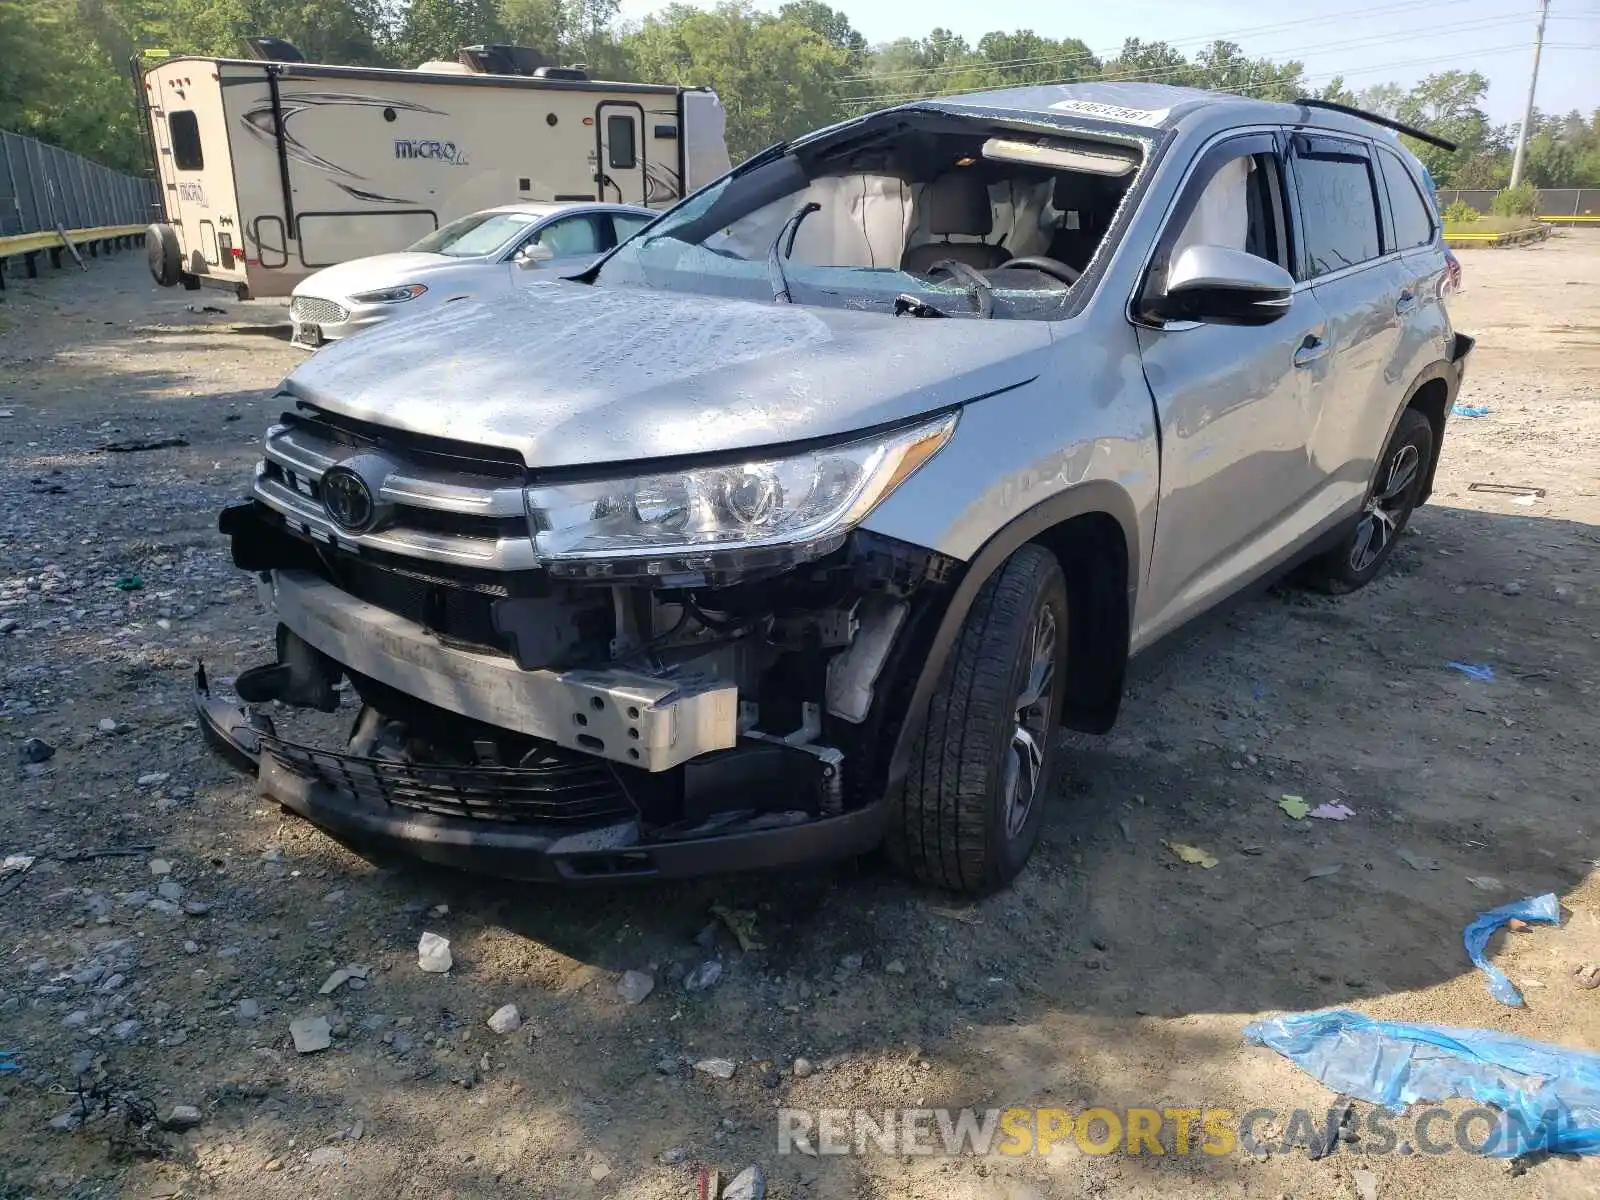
[1396,70,1490,184]
[397,0,503,65]
[975,30,1098,86]
[624,1,848,160]
[1192,39,1302,101]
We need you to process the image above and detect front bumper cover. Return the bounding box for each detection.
[196,667,886,882]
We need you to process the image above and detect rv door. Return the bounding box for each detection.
[595,102,645,205]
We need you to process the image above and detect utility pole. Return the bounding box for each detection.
[1509,0,1551,188]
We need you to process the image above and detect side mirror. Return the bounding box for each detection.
[1151,244,1294,326]
[516,242,555,268]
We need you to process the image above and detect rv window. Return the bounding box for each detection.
[168,112,204,172]
[606,115,637,171]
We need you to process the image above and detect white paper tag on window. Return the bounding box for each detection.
[1048,99,1170,127]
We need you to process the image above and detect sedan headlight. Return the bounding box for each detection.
[349,283,428,304]
[525,413,957,578]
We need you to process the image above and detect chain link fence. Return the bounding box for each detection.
[0,130,157,239]
[1437,187,1600,220]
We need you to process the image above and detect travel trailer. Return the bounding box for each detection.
[139,40,730,298]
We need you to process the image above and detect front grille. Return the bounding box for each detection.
[290,296,349,325]
[286,405,527,479]
[259,737,635,826]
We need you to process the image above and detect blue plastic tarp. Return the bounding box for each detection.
[1464,893,1561,1006]
[1244,1009,1600,1156]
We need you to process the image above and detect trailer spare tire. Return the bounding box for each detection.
[145,223,181,287]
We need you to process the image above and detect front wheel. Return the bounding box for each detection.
[1306,407,1434,593]
[887,544,1068,893]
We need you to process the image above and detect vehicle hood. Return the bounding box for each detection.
[281,281,1055,468]
[294,253,485,301]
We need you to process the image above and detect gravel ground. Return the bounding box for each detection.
[1,234,1597,1200]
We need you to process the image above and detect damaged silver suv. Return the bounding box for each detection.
[201,82,1473,892]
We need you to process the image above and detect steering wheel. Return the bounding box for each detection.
[998,255,1081,285]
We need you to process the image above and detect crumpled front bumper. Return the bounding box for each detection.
[196,667,887,883]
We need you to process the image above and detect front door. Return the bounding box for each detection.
[595,103,646,205]
[1134,133,1331,645]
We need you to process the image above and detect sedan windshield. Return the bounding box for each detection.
[409,212,541,258]
[596,114,1144,320]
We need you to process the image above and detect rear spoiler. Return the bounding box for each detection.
[1292,98,1458,153]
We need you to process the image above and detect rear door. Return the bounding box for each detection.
[1287,131,1410,522]
[595,103,646,204]
[1375,144,1453,390]
[1135,132,1333,640]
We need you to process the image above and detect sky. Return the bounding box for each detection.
[617,0,1599,123]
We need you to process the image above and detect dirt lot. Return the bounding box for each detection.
[1,233,1597,1200]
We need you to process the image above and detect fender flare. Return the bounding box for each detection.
[1378,344,1470,504]
[884,480,1141,790]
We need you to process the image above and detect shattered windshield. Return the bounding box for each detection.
[596,117,1144,320]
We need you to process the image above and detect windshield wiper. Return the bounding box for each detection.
[927,259,995,318]
[768,201,821,304]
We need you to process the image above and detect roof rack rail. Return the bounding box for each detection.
[1292,98,1458,153]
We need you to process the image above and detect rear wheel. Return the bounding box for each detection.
[887,544,1068,893]
[1306,407,1433,593]
[145,223,180,288]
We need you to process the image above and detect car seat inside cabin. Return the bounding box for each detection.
[597,115,1147,317]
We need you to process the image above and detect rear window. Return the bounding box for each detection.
[168,111,203,172]
[1378,148,1435,250]
[1292,144,1380,278]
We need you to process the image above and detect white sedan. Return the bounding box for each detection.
[287,201,655,348]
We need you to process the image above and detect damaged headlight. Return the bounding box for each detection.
[525,413,956,577]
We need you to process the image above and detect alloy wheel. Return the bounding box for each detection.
[1349,443,1421,573]
[1002,604,1056,838]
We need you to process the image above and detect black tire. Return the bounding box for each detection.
[1305,407,1434,594]
[145,223,180,288]
[887,543,1068,893]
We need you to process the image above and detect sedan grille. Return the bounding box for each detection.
[290,296,349,325]
[259,736,635,826]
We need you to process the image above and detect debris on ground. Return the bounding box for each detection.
[416,932,452,973]
[96,435,189,453]
[1452,404,1492,417]
[160,1104,203,1131]
[1574,964,1600,991]
[289,1015,332,1054]
[487,1004,521,1034]
[1245,1008,1600,1156]
[18,737,54,764]
[1463,893,1561,1007]
[112,574,142,591]
[694,1058,737,1080]
[1308,802,1354,821]
[1447,661,1496,682]
[617,970,655,1005]
[685,960,724,992]
[723,1163,767,1200]
[1399,849,1442,871]
[710,903,765,952]
[1468,875,1505,892]
[0,1048,19,1074]
[1163,841,1218,868]
[1304,864,1343,880]
[1278,795,1310,820]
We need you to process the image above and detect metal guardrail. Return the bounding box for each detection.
[0,129,157,239]
[1437,187,1600,222]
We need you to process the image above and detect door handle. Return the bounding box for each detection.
[1293,335,1328,368]
[1395,290,1417,314]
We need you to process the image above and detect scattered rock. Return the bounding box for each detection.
[487,1004,521,1034]
[617,970,655,1005]
[182,940,200,955]
[589,1163,611,1182]
[182,899,210,916]
[162,1104,203,1131]
[1352,1165,1378,1200]
[147,898,182,916]
[157,879,182,901]
[289,1015,332,1053]
[137,773,169,788]
[838,953,864,972]
[684,960,723,992]
[1502,581,1525,596]
[237,998,262,1022]
[417,932,452,973]
[319,968,355,995]
[109,1019,141,1041]
[660,1146,691,1164]
[723,1164,766,1200]
[884,959,907,975]
[306,1146,344,1167]
[694,1057,737,1080]
[62,1010,89,1030]
[19,737,54,764]
[97,718,119,733]
[792,1057,814,1078]
[148,858,172,876]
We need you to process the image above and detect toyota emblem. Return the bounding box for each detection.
[321,465,376,532]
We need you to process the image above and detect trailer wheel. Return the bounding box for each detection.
[145,224,181,288]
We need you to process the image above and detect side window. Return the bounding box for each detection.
[168,111,203,172]
[534,215,604,257]
[1377,148,1435,250]
[1290,137,1381,278]
[612,214,652,243]
[606,115,638,171]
